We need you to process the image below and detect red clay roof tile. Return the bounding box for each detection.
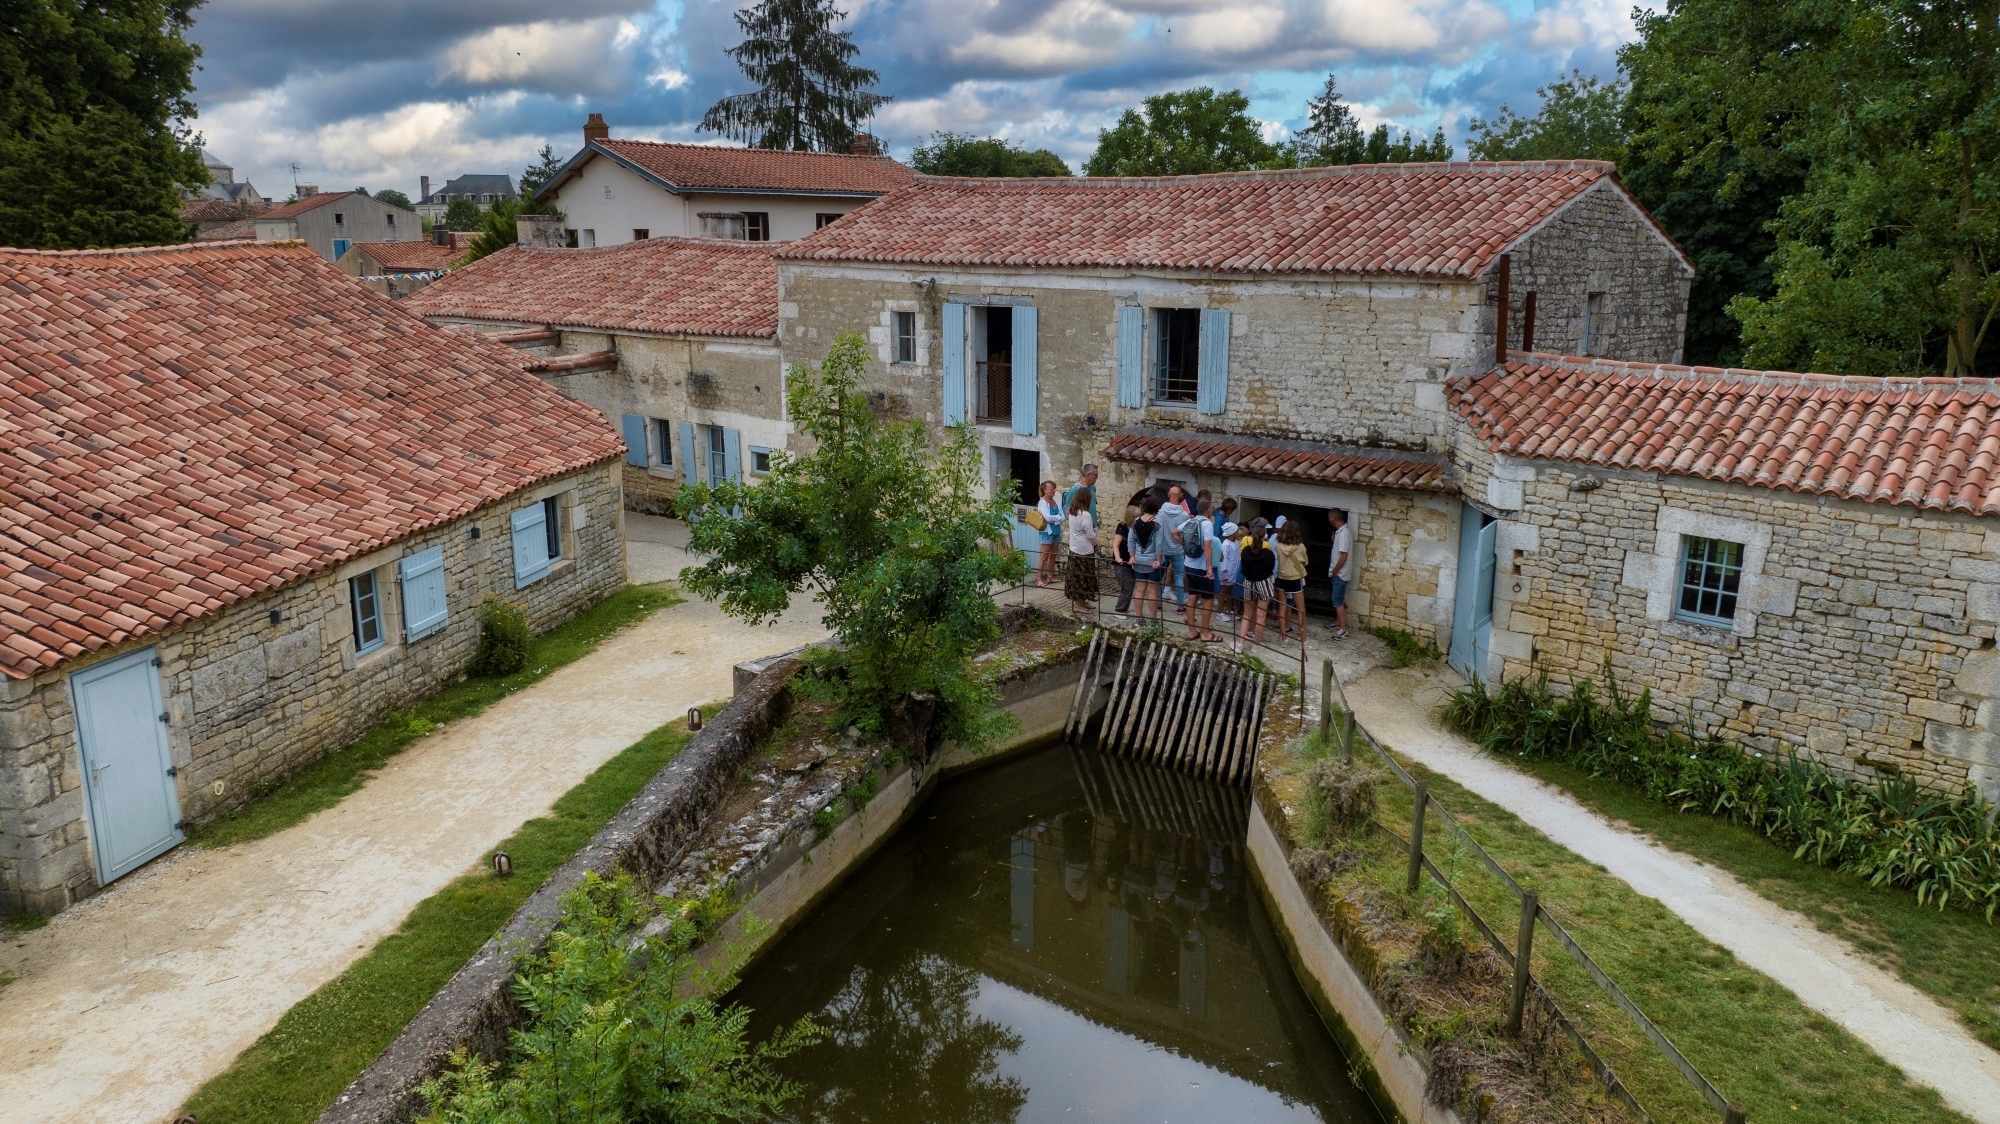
[405,237,778,338]
[0,240,625,680]
[584,139,913,196]
[1102,427,1451,492]
[351,240,460,271]
[1449,354,2000,514]
[781,161,1673,279]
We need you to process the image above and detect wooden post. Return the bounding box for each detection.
[1509,891,1538,1035]
[1342,709,1355,760]
[1319,659,1333,741]
[1723,1105,1747,1124]
[1405,784,1428,894]
[1522,290,1537,353]
[1494,252,1511,366]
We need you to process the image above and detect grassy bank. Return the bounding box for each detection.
[1509,753,2000,1053]
[1365,757,1973,1123]
[176,704,719,1124]
[189,584,681,849]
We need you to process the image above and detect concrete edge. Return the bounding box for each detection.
[1245,791,1462,1124]
[316,656,803,1124]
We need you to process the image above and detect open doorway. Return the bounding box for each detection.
[1004,447,1041,506]
[1448,503,1497,680]
[1240,499,1339,608]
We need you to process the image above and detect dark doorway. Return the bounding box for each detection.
[1243,499,1338,608]
[1007,447,1041,507]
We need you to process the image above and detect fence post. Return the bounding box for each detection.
[1319,659,1333,741]
[1723,1107,1746,1124]
[1405,783,1428,894]
[1342,710,1355,760]
[1509,891,1538,1035]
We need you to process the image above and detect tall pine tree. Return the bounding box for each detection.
[1294,75,1452,166]
[700,0,889,152]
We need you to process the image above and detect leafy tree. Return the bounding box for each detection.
[1292,76,1451,167]
[1085,87,1289,176]
[1467,71,1627,164]
[1626,0,2000,376]
[442,195,483,231]
[910,132,1069,177]
[1357,123,1452,164]
[675,332,1025,755]
[371,188,413,209]
[0,0,208,248]
[700,0,890,152]
[518,143,564,198]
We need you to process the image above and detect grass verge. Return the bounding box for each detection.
[1506,753,2000,1053]
[188,584,682,849]
[1368,754,1973,1124]
[176,702,721,1124]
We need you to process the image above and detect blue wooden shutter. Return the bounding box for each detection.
[398,545,448,640]
[723,428,742,481]
[511,505,550,588]
[678,421,696,481]
[1012,305,1038,436]
[620,414,648,466]
[941,302,967,426]
[1116,306,1144,409]
[1197,309,1230,415]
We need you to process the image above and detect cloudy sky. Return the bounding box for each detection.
[188,0,1648,201]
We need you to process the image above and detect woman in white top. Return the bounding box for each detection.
[1064,487,1099,613]
[1035,480,1065,587]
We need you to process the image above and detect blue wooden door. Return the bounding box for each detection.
[1448,504,1498,681]
[71,647,182,884]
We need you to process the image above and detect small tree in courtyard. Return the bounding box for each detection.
[675,332,1026,754]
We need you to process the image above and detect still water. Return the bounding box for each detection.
[734,743,1384,1123]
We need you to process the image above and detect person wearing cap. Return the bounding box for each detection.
[1216,520,1242,623]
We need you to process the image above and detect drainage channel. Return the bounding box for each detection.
[732,741,1383,1123]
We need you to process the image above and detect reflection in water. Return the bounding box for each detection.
[733,744,1382,1124]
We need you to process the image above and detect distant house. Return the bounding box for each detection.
[195,149,266,207]
[254,188,419,262]
[180,197,264,242]
[405,234,782,514]
[0,240,628,916]
[337,237,464,297]
[416,174,518,222]
[534,113,913,247]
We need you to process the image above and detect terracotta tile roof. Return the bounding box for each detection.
[575,139,913,197]
[351,240,460,271]
[257,190,358,220]
[1449,354,2000,515]
[181,198,264,223]
[526,350,618,373]
[0,241,625,680]
[405,237,778,339]
[191,220,257,243]
[1102,427,1452,492]
[778,161,1684,279]
[484,326,558,346]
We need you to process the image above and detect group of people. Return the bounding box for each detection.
[1030,468,1355,653]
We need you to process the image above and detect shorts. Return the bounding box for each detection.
[1275,576,1305,594]
[1243,578,1276,602]
[1132,565,1161,583]
[1329,576,1349,607]
[1038,525,1062,545]
[1185,569,1216,597]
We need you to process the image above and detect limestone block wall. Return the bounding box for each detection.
[0,463,626,915]
[1451,440,2000,800]
[1500,180,1693,365]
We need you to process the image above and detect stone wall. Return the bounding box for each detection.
[1450,434,2000,800]
[0,463,627,916]
[1500,180,1693,366]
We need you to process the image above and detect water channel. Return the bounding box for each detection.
[734,742,1384,1123]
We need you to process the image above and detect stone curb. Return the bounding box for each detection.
[315,656,802,1124]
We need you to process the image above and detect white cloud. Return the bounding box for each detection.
[441,17,641,97]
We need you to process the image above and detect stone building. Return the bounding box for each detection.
[1448,355,2000,799]
[773,161,1692,637]
[0,242,629,916]
[405,235,784,513]
[254,188,420,263]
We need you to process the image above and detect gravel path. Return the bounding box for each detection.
[1341,664,2000,1124]
[0,516,825,1124]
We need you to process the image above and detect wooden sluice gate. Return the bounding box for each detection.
[1069,743,1250,843]
[1062,628,1274,787]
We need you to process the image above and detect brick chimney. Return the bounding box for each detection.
[583,113,610,144]
[850,133,880,157]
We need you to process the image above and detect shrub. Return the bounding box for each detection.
[1372,625,1442,668]
[1306,756,1379,838]
[417,873,816,1123]
[468,597,531,678]
[1442,666,2000,920]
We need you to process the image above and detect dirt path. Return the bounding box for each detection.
[1341,665,2000,1124]
[0,516,824,1124]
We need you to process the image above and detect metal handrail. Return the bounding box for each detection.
[1323,659,1743,1123]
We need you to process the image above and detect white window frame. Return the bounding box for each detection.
[893,310,916,364]
[349,571,385,656]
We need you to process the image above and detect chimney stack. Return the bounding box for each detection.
[517,213,566,249]
[297,184,319,199]
[850,133,879,157]
[583,113,610,144]
[420,175,430,203]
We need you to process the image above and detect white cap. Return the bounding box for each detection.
[1221,522,1239,536]
[1274,515,1287,528]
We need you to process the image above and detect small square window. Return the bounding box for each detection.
[350,571,384,655]
[1676,536,1743,627]
[333,212,344,226]
[632,228,649,241]
[745,212,770,241]
[653,418,673,466]
[385,213,395,227]
[893,311,916,363]
[1152,308,1201,404]
[543,496,563,561]
[816,212,842,229]
[748,446,773,475]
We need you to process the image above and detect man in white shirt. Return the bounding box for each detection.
[1326,508,1353,640]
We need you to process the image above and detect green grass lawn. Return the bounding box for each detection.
[188,584,681,850]
[1502,754,2000,1053]
[176,703,721,1124]
[1365,756,1974,1124]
